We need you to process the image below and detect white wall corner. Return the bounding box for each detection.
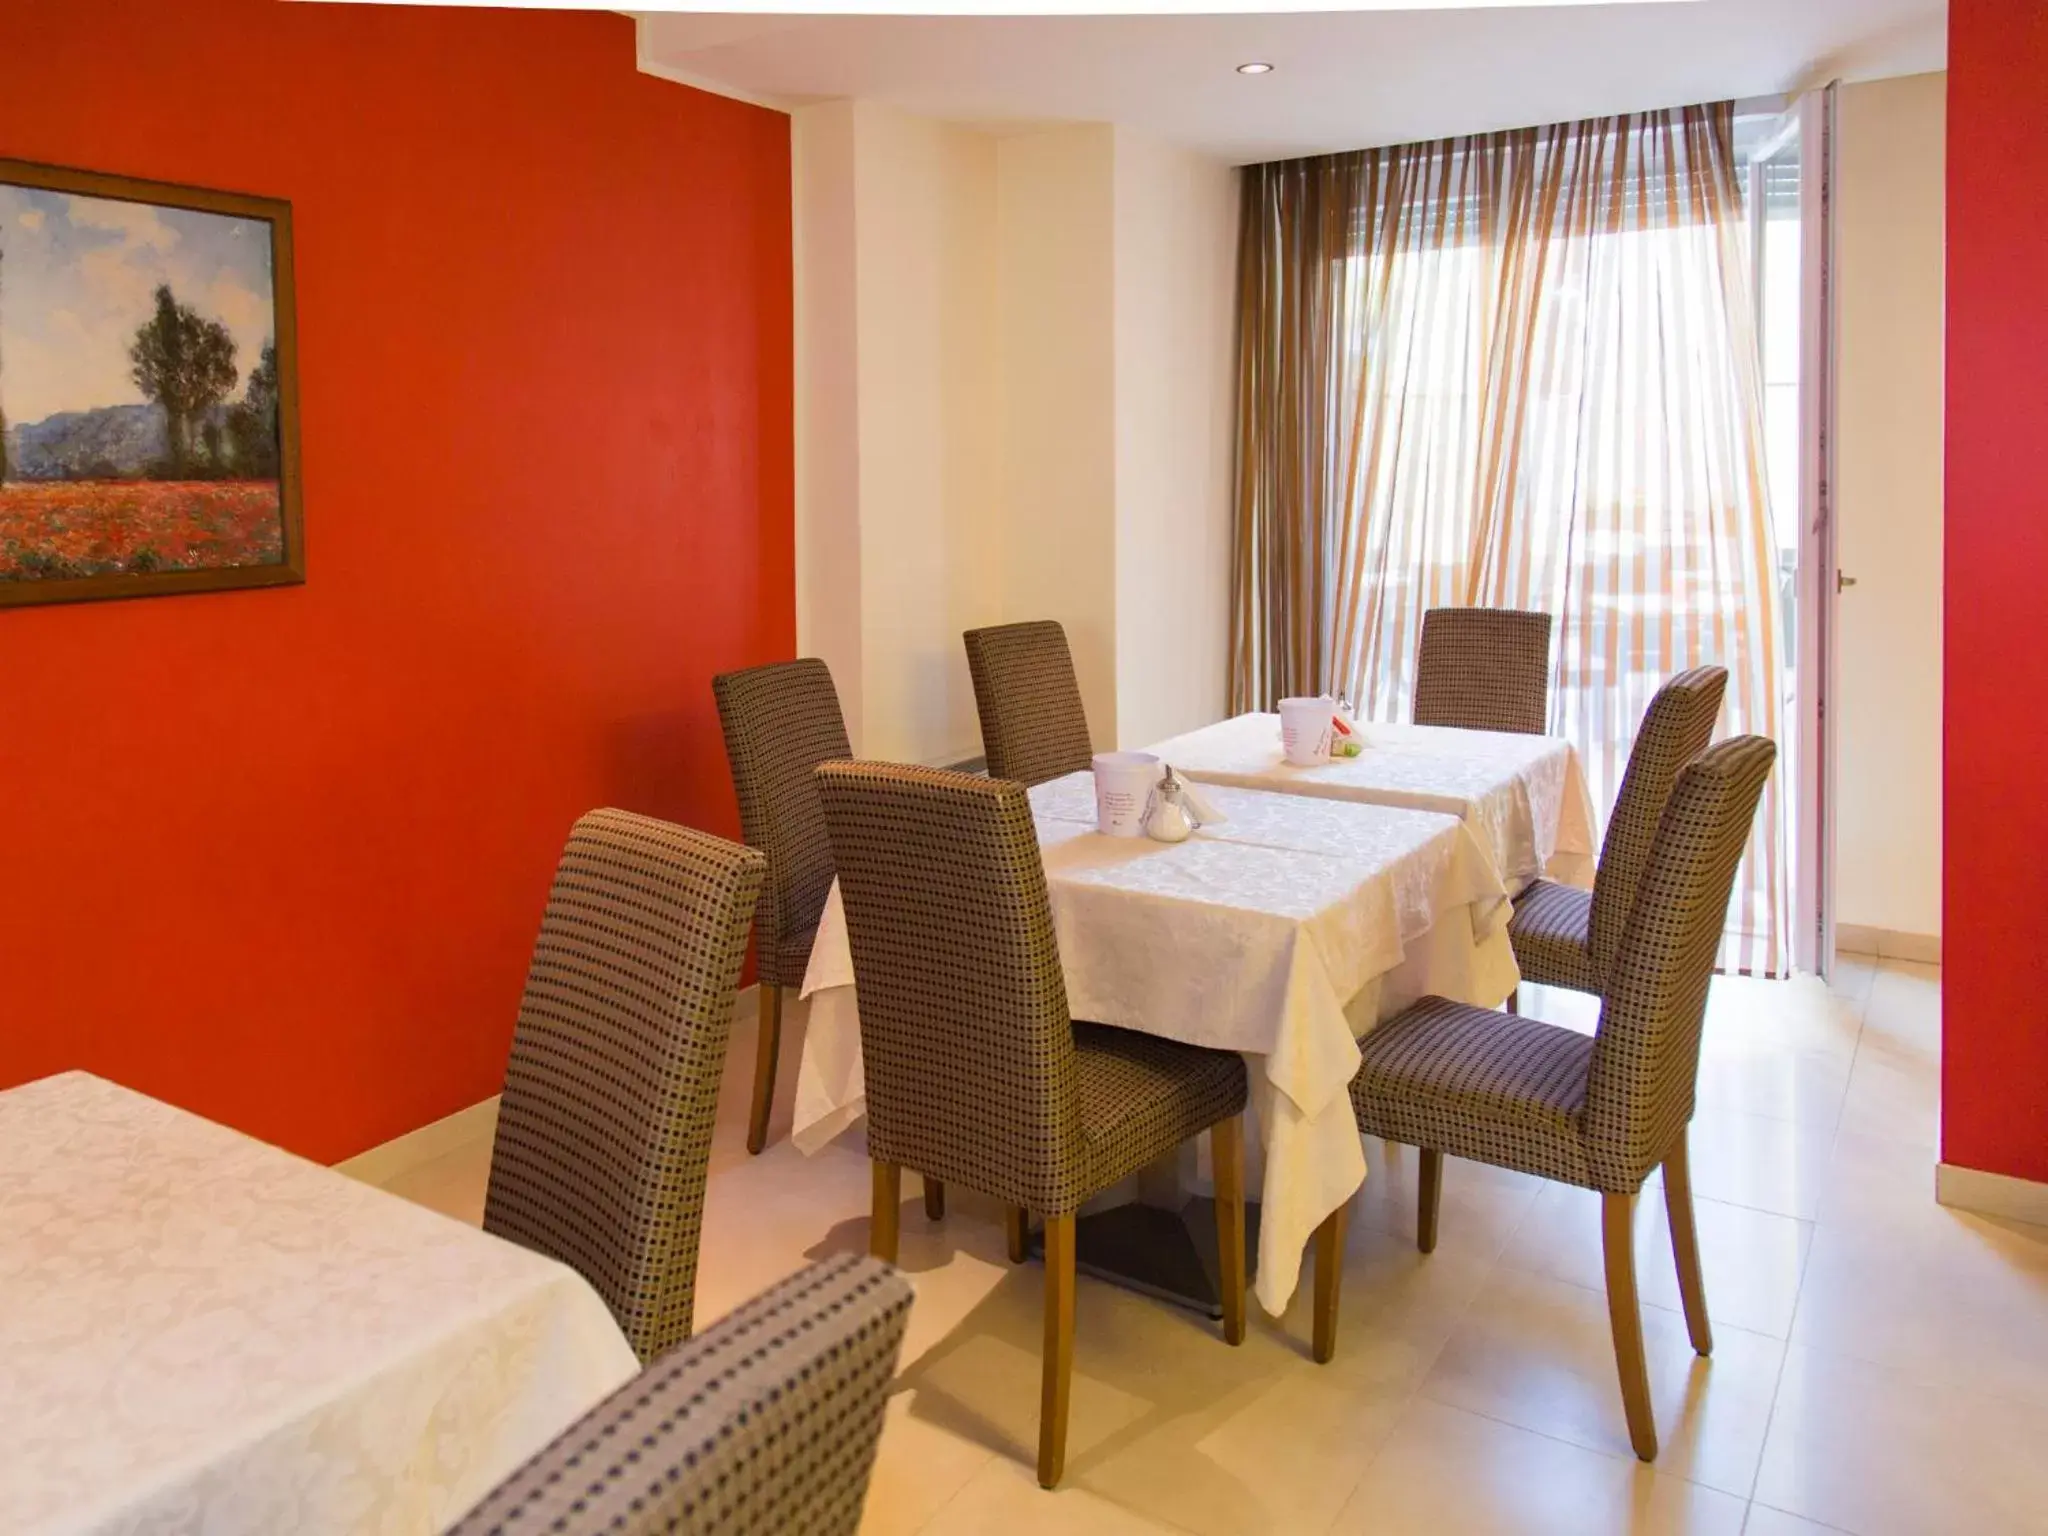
[793,101,868,749]
[851,104,1003,767]
[790,109,1240,763]
[1110,125,1239,749]
[995,124,1122,748]
[632,14,796,113]
[1936,1163,2048,1230]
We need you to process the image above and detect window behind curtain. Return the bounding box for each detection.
[1234,105,1788,974]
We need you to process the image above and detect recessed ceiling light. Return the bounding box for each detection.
[1236,61,1275,75]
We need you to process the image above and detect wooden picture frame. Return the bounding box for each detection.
[0,158,303,609]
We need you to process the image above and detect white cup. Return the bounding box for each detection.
[1092,752,1164,837]
[1279,697,1335,766]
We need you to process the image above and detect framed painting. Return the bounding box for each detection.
[0,159,302,609]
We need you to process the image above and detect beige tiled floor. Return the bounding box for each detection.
[367,957,2048,1535]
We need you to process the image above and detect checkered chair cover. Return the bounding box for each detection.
[1411,607,1555,735]
[816,761,1246,1216]
[713,658,853,989]
[446,1254,913,1536]
[1511,666,1729,994]
[483,810,765,1361]
[963,621,1095,788]
[1351,735,1777,1194]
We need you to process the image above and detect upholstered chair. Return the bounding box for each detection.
[713,658,854,1155]
[483,810,765,1362]
[816,761,1249,1488]
[1311,736,1776,1462]
[1411,606,1555,734]
[446,1254,912,1536]
[962,620,1095,787]
[1510,666,1729,1000]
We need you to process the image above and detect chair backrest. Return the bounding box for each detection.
[1587,666,1730,978]
[446,1253,913,1536]
[1411,607,1555,734]
[816,761,1088,1214]
[712,658,852,985]
[963,620,1095,787]
[484,810,766,1361]
[1583,736,1776,1191]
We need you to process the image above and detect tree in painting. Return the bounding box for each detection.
[228,342,281,479]
[129,285,238,477]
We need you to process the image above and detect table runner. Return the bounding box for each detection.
[792,779,1520,1314]
[1141,713,1600,892]
[0,1072,639,1536]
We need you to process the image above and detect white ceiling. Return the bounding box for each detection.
[634,0,1946,163]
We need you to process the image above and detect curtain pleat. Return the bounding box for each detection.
[1230,102,1788,974]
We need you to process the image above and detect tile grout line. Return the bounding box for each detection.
[1743,1298,1799,1510]
[1744,1499,1861,1535]
[1410,1248,1791,1504]
[1768,964,1869,1347]
[1310,1188,1518,1535]
[1407,1394,1740,1496]
[1458,983,1851,1510]
[1671,1186,1822,1227]
[1736,960,1882,1524]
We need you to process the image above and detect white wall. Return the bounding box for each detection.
[851,103,1001,765]
[1112,128,1239,749]
[793,101,1003,765]
[1835,71,1946,940]
[794,108,1239,766]
[792,101,866,748]
[995,126,1121,747]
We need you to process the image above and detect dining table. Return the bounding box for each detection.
[1141,712,1599,893]
[792,768,1527,1318]
[0,1071,640,1536]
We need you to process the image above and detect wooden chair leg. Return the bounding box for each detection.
[1417,1148,1444,1254]
[1311,1204,1346,1364]
[1005,1206,1029,1264]
[871,1161,901,1265]
[924,1177,945,1221]
[745,982,782,1155]
[1662,1135,1714,1357]
[1212,1115,1247,1346]
[1601,1191,1658,1461]
[1038,1213,1077,1488]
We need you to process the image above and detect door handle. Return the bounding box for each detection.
[1837,572,1858,593]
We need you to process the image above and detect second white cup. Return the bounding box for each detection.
[1278,696,1335,766]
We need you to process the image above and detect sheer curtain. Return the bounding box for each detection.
[1233,103,1787,974]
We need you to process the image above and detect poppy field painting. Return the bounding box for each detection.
[0,159,301,609]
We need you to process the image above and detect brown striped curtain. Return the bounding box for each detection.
[1232,103,1787,975]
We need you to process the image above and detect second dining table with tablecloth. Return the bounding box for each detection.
[792,772,1527,1316]
[1141,713,1599,893]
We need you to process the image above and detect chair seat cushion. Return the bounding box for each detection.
[1072,1022,1248,1197]
[1507,879,1602,995]
[1350,997,1594,1186]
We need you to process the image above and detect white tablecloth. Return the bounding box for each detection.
[1142,713,1600,892]
[0,1072,639,1536]
[793,778,1520,1315]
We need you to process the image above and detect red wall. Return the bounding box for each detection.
[1944,0,2048,1182]
[0,0,793,1162]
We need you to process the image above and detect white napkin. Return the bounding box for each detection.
[1177,775,1228,827]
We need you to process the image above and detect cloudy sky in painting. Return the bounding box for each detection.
[0,183,275,427]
